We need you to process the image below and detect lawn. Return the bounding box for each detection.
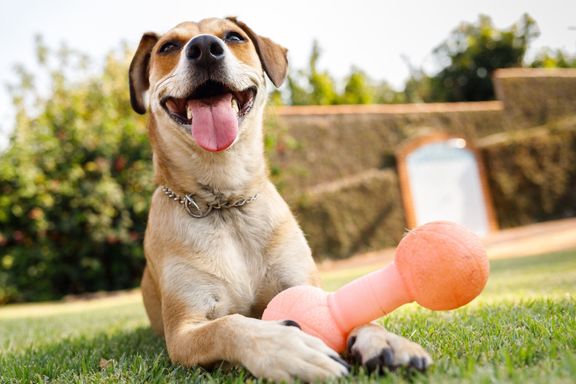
[1,250,575,383]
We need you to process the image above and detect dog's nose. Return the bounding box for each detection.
[186,35,225,67]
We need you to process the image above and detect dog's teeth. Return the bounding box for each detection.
[231,98,239,114]
[186,104,193,120]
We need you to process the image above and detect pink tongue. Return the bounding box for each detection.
[188,94,238,152]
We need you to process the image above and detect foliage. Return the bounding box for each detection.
[273,14,574,105]
[285,41,405,105]
[340,67,375,105]
[530,47,576,68]
[287,41,339,105]
[407,14,540,102]
[285,14,576,105]
[0,38,153,303]
[372,80,407,104]
[406,13,576,103]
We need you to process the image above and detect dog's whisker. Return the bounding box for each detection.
[154,73,179,94]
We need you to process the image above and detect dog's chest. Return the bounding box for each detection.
[182,212,271,314]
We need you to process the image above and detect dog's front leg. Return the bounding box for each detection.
[162,296,349,381]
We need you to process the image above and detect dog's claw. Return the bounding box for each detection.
[381,347,394,368]
[346,325,433,374]
[346,335,357,354]
[330,355,351,371]
[280,319,302,329]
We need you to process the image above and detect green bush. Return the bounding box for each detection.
[0,42,153,303]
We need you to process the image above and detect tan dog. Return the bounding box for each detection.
[129,17,432,381]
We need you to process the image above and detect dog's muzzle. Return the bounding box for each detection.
[161,82,256,152]
[160,35,257,153]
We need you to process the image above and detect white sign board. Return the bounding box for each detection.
[405,139,492,236]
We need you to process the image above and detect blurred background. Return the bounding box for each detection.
[1,0,575,304]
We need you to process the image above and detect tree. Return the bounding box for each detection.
[530,48,576,68]
[407,14,540,102]
[287,40,339,105]
[340,67,374,105]
[372,80,406,104]
[286,41,387,105]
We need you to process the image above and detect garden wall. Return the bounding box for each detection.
[266,68,576,259]
[494,68,576,127]
[480,117,576,228]
[268,102,503,198]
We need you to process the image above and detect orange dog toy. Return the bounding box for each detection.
[262,221,489,352]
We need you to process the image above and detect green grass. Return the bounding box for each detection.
[1,250,575,383]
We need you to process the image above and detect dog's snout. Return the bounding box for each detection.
[186,35,225,67]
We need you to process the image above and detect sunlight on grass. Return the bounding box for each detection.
[0,290,143,320]
[1,249,575,383]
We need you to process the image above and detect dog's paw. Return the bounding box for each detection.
[236,317,349,382]
[347,324,433,373]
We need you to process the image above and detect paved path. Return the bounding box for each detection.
[483,217,576,259]
[318,218,576,272]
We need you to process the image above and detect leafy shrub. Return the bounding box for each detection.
[0,42,153,303]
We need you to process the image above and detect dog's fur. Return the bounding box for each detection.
[129,17,432,381]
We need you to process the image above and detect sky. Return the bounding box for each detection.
[0,0,575,145]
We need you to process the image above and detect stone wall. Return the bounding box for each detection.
[268,102,503,197]
[494,68,576,127]
[264,68,576,259]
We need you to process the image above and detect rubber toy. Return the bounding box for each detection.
[262,221,489,352]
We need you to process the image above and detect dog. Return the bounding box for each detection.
[128,17,432,381]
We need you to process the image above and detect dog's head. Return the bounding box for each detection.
[129,17,287,153]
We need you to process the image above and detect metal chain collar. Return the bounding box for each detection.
[161,186,259,218]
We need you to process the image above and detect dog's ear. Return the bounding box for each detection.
[227,17,288,88]
[129,32,159,114]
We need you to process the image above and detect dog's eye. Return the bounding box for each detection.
[158,41,181,54]
[224,32,245,43]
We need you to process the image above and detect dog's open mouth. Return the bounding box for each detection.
[161,81,256,152]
